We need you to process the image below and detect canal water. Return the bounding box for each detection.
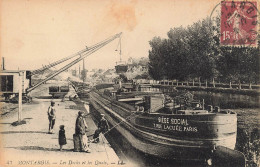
[140,87,259,108]
[159,89,259,109]
[187,91,259,109]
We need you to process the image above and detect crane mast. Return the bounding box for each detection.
[27,32,122,93]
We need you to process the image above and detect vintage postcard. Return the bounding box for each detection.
[0,0,259,167]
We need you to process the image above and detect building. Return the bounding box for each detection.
[0,70,31,95]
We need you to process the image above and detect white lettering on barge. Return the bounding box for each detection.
[154,117,198,132]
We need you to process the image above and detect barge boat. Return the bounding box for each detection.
[87,83,245,165]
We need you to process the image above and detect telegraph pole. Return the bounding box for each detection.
[18,71,23,122]
[83,58,85,82]
[79,64,81,78]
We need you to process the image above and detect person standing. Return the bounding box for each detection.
[75,111,90,152]
[58,125,67,151]
[47,101,56,134]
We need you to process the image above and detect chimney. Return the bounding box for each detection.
[2,57,5,70]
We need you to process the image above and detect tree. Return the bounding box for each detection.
[148,14,260,84]
[148,37,168,80]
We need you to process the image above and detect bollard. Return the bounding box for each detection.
[208,105,213,112]
[214,106,220,112]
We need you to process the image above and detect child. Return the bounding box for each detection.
[58,125,67,151]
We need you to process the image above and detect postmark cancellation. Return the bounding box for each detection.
[221,1,258,46]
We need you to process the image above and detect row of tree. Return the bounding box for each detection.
[148,16,259,84]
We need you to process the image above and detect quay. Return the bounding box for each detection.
[0,81,120,167]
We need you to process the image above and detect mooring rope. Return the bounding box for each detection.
[101,134,109,160]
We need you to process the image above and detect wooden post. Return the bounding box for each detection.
[202,99,204,110]
[229,81,232,88]
[2,57,5,70]
[205,80,208,88]
[18,71,23,122]
[213,78,215,88]
[119,79,122,89]
[192,79,195,86]
[176,80,178,86]
[249,82,252,89]
[199,77,201,87]
[238,80,241,90]
[84,102,90,114]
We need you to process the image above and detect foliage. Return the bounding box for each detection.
[134,72,150,79]
[148,16,259,84]
[119,74,128,82]
[129,57,149,67]
[237,128,260,167]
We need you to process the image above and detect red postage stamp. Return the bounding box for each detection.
[221,1,258,46]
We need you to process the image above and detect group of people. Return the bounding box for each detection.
[47,101,109,152]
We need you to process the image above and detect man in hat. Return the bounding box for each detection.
[98,114,109,133]
[47,101,56,133]
[75,111,90,152]
[93,114,109,143]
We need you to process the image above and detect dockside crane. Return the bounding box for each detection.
[31,33,121,76]
[0,32,122,124]
[26,32,122,93]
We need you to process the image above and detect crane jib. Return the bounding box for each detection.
[31,33,122,75]
[27,32,122,93]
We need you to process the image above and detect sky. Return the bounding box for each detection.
[1,0,222,71]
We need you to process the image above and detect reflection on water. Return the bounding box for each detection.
[191,91,259,109]
[165,89,259,109]
[139,87,259,109]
